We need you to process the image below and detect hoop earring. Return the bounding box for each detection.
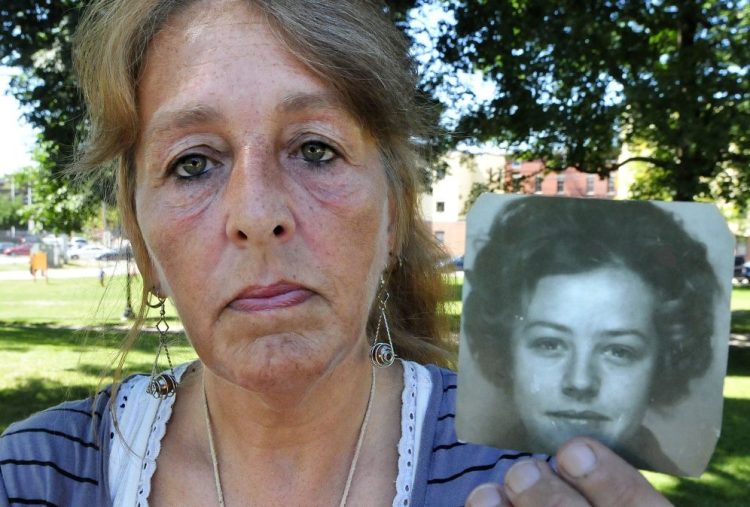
[146,292,177,398]
[370,276,396,368]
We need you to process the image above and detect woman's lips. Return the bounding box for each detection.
[228,283,314,312]
[546,410,611,422]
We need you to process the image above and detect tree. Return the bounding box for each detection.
[0,191,23,230]
[1,1,85,173]
[13,145,102,234]
[1,1,107,230]
[458,153,506,215]
[433,0,750,203]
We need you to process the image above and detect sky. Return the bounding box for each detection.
[0,67,37,177]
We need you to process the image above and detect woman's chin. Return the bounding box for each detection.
[208,335,350,397]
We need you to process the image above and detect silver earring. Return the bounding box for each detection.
[370,276,396,368]
[146,293,177,398]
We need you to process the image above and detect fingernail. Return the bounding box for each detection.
[560,442,597,477]
[505,460,540,495]
[466,483,503,507]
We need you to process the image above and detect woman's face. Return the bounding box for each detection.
[511,266,658,452]
[133,0,393,393]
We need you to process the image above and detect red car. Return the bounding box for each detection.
[3,244,32,256]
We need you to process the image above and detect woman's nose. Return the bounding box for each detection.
[223,152,295,246]
[561,351,600,400]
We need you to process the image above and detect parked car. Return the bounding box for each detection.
[68,244,116,261]
[452,255,464,271]
[0,241,18,252]
[734,255,749,284]
[3,243,32,256]
[741,261,750,283]
[70,236,89,248]
[439,255,465,271]
[96,243,134,261]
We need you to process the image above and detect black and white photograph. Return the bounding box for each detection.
[456,194,734,476]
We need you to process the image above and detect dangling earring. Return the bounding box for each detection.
[146,292,177,398]
[370,276,396,368]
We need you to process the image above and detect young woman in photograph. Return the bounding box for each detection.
[464,196,720,475]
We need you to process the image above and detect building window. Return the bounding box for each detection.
[534,175,543,193]
[607,176,616,194]
[436,201,445,212]
[434,231,445,243]
[556,174,565,194]
[586,174,595,195]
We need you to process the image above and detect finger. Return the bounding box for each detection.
[504,458,590,507]
[556,437,673,507]
[466,483,508,507]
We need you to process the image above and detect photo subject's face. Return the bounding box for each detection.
[510,266,659,452]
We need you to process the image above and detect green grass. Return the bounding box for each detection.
[0,324,196,431]
[0,275,749,503]
[643,347,750,505]
[0,275,180,326]
[729,286,750,334]
[0,276,193,431]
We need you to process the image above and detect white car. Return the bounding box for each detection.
[68,244,116,261]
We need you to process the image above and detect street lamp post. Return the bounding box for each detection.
[122,247,135,320]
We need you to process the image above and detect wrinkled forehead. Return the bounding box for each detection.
[135,0,370,149]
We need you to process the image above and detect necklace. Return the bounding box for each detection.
[202,366,376,507]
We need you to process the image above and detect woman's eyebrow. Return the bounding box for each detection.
[524,321,571,333]
[278,92,349,115]
[144,104,224,141]
[601,329,649,342]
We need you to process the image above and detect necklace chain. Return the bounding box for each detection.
[202,367,376,507]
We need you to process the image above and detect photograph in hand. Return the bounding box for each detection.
[456,194,733,476]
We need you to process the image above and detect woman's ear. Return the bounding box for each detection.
[130,233,165,297]
[386,194,399,260]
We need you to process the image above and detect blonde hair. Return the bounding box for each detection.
[72,0,454,382]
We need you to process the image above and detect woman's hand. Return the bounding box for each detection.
[466,437,673,507]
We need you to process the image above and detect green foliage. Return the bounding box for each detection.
[0,1,116,232]
[459,154,506,215]
[0,190,23,229]
[434,0,750,203]
[12,146,102,234]
[0,1,85,173]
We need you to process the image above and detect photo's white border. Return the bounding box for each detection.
[456,194,733,476]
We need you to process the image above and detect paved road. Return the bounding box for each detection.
[0,255,134,281]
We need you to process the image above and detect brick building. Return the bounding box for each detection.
[505,160,616,198]
[420,153,618,256]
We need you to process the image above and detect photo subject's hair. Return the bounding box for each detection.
[71,0,454,393]
[463,197,720,406]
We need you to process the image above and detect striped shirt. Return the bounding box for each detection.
[0,366,543,506]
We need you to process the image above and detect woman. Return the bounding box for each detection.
[463,196,720,475]
[0,1,672,506]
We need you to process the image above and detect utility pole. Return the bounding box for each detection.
[122,246,135,320]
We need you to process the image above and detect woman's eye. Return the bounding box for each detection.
[172,154,210,178]
[299,141,336,164]
[603,345,639,364]
[528,337,566,356]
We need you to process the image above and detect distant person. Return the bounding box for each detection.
[463,196,720,474]
[29,249,48,283]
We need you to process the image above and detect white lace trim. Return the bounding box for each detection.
[394,360,432,507]
[109,363,190,507]
[110,361,433,507]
